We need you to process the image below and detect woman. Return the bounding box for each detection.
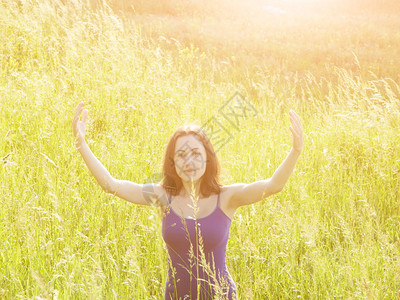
[72,102,303,299]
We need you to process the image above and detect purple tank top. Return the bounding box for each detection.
[162,192,237,300]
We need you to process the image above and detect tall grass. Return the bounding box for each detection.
[1,0,399,299]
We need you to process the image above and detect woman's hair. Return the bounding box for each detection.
[161,123,222,197]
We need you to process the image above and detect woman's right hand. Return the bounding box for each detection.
[72,102,88,147]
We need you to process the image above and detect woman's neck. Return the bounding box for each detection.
[180,179,202,200]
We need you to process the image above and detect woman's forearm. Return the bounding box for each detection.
[77,141,114,192]
[270,148,301,190]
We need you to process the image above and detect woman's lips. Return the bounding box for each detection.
[184,169,196,173]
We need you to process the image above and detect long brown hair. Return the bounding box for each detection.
[161,123,222,197]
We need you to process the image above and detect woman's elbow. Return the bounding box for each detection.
[273,184,284,194]
[101,177,117,194]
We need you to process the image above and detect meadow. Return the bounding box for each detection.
[1,0,399,298]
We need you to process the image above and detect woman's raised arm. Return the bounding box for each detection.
[72,102,167,207]
[226,110,303,209]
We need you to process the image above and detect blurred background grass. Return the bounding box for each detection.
[0,0,399,299]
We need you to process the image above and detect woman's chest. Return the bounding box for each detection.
[162,210,231,251]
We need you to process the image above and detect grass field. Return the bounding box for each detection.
[1,0,399,298]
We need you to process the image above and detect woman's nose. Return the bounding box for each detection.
[184,155,195,167]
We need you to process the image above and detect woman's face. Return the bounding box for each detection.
[174,134,207,183]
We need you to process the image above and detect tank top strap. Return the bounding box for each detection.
[168,194,172,204]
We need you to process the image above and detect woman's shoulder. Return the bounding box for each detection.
[219,183,247,206]
[220,183,244,195]
[219,184,240,202]
[218,185,240,220]
[146,183,170,208]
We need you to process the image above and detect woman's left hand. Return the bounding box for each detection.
[289,110,303,153]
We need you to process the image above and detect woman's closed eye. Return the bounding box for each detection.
[177,151,200,159]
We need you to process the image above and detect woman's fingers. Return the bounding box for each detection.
[72,102,86,135]
[73,103,86,123]
[290,125,300,137]
[291,118,302,136]
[73,106,81,126]
[290,125,299,137]
[289,110,301,128]
[75,102,83,116]
[289,110,303,152]
[289,110,302,133]
[289,116,299,133]
[82,109,88,124]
